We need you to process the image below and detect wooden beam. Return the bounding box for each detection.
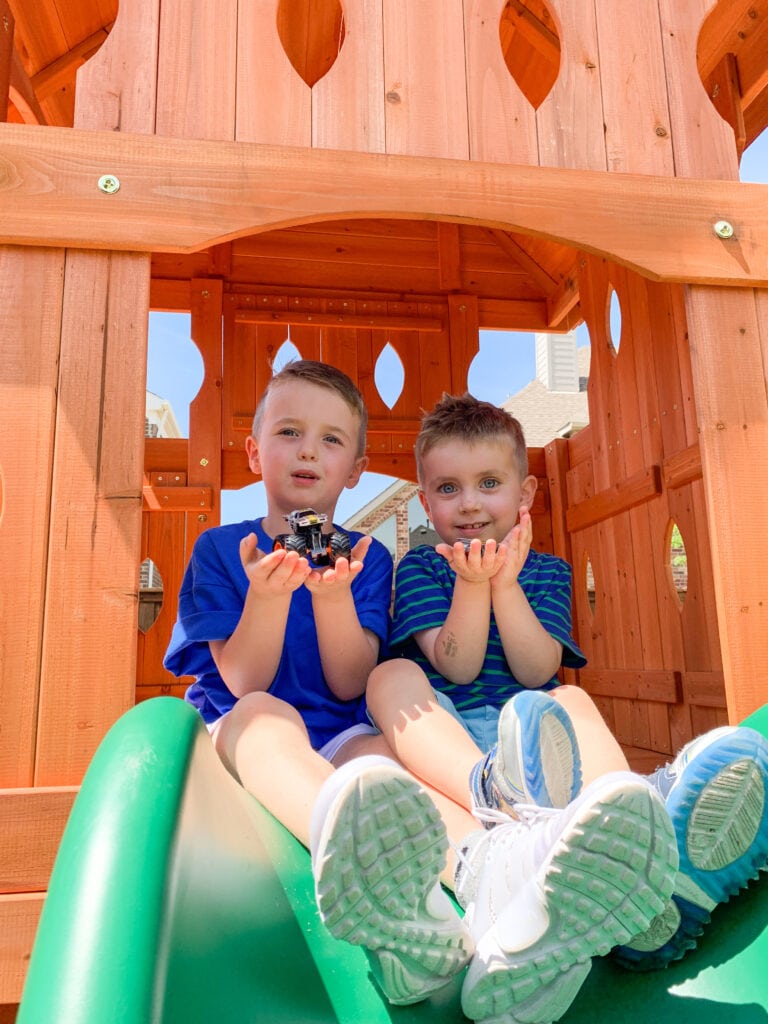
[0,123,767,285]
[0,892,43,1004]
[9,50,46,125]
[30,26,113,102]
[487,228,557,295]
[578,669,682,704]
[235,310,443,331]
[0,787,77,892]
[566,465,663,533]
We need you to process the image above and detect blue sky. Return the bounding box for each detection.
[148,130,768,525]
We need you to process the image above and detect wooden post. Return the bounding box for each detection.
[0,0,12,123]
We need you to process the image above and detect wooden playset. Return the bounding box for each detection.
[1,0,768,1016]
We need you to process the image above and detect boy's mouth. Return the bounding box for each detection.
[292,470,319,482]
[456,522,489,535]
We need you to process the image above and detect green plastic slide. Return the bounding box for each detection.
[17,698,768,1023]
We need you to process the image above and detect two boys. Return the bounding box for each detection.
[166,361,766,1023]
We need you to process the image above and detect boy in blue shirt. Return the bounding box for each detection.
[366,392,768,1011]
[165,366,678,1023]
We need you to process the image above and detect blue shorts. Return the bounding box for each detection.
[433,690,500,753]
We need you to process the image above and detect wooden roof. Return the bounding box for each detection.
[5,0,768,333]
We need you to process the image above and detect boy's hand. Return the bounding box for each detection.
[436,537,506,583]
[490,507,533,590]
[304,534,372,599]
[239,532,311,595]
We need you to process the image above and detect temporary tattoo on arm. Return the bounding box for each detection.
[442,632,458,658]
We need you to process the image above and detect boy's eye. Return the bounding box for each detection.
[324,434,342,445]
[278,427,299,437]
[437,482,457,495]
[480,478,499,489]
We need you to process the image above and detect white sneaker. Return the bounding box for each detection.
[455,772,678,1024]
[310,756,473,1005]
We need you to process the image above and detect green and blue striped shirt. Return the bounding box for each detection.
[390,545,586,711]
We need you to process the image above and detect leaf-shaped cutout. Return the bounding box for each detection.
[499,0,561,110]
[272,337,302,373]
[139,558,163,634]
[374,342,405,410]
[666,520,688,607]
[276,0,346,89]
[584,552,596,617]
[608,287,622,354]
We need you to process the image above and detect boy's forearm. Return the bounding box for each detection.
[313,592,378,699]
[491,583,562,686]
[429,578,491,684]
[214,588,291,697]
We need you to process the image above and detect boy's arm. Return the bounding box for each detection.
[490,510,563,686]
[209,535,311,698]
[413,540,504,684]
[306,535,382,701]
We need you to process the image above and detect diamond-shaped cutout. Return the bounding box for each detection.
[374,342,405,410]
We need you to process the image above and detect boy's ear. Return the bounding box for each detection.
[245,435,262,476]
[345,454,369,489]
[520,474,538,508]
[417,489,432,520]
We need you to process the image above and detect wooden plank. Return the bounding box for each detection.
[236,0,310,146]
[0,246,65,787]
[683,671,728,709]
[566,466,662,533]
[1,124,767,286]
[594,0,674,178]
[662,443,702,489]
[447,294,480,396]
[536,0,603,170]
[382,0,469,160]
[0,788,76,892]
[235,310,443,332]
[35,251,149,786]
[185,279,223,558]
[0,0,12,123]
[137,513,191,691]
[657,0,739,181]
[463,0,537,165]
[544,437,572,566]
[578,669,681,704]
[684,285,768,723]
[142,486,212,512]
[0,893,43,1004]
[156,0,237,142]
[312,0,385,153]
[74,0,158,133]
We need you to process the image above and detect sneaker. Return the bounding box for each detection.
[469,690,582,819]
[455,772,677,1024]
[310,755,473,1005]
[612,725,768,970]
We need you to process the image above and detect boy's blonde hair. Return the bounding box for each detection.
[252,359,368,457]
[415,393,528,481]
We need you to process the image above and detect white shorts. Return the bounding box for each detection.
[206,713,378,763]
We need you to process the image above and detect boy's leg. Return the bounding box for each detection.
[367,661,581,817]
[213,690,335,845]
[612,724,768,970]
[551,683,631,781]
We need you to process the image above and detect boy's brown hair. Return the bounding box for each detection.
[252,359,368,457]
[415,393,528,480]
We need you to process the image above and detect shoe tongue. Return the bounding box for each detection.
[646,764,675,800]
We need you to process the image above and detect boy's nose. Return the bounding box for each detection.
[458,490,481,511]
[298,442,318,461]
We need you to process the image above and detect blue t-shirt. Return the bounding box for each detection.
[164,518,393,749]
[390,545,586,711]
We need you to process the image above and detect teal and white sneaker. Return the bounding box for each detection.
[310,756,473,1005]
[612,725,768,970]
[469,690,582,819]
[456,772,677,1024]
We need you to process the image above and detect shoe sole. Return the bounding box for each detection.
[313,765,473,1005]
[496,691,582,808]
[461,777,677,1024]
[670,727,768,907]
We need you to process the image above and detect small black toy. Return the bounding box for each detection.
[272,508,352,567]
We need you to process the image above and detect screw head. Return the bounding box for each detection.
[714,220,734,239]
[199,457,209,467]
[97,175,121,194]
